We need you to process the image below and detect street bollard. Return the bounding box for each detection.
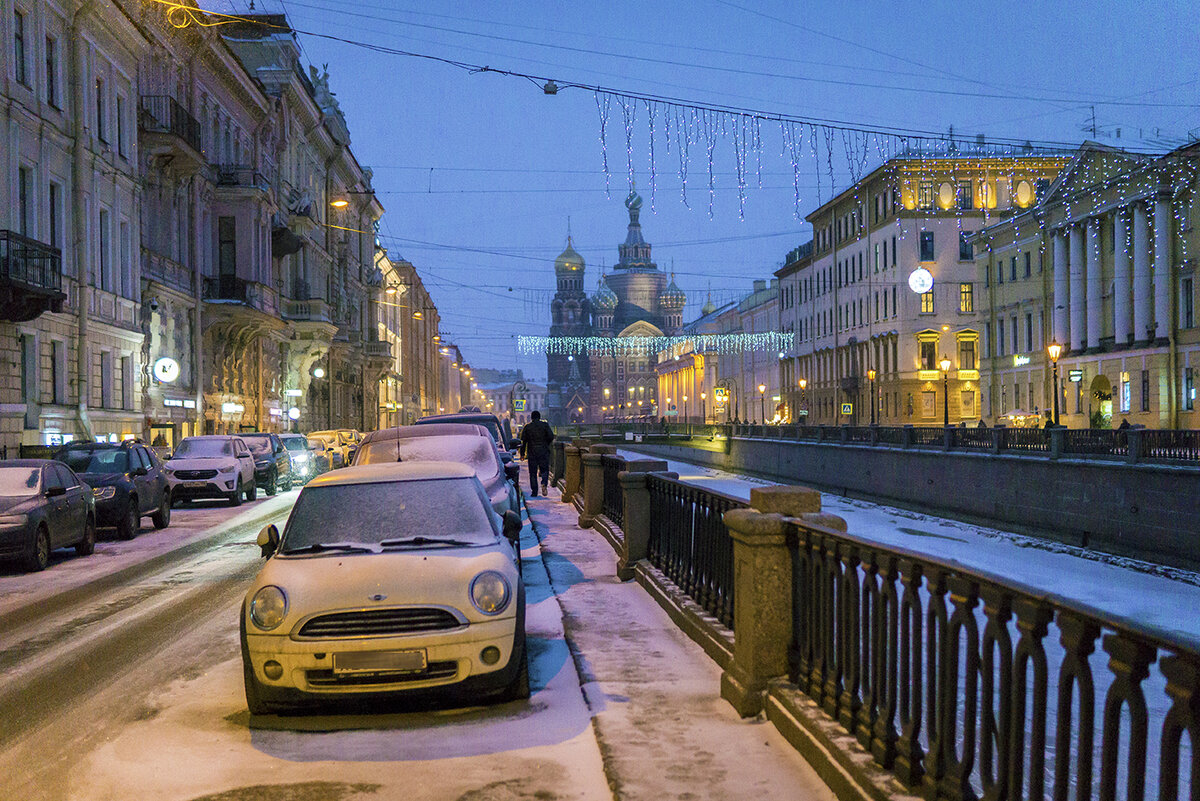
[615,461,670,580]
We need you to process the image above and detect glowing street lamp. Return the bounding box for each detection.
[758,383,767,423]
[867,368,877,425]
[700,391,707,423]
[939,356,952,426]
[1047,341,1062,426]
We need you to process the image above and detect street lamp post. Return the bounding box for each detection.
[867,369,877,426]
[758,383,767,423]
[700,392,707,424]
[939,356,952,427]
[1047,341,1062,426]
[798,378,807,423]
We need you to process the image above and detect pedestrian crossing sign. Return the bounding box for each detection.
[841,402,853,415]
[514,399,527,411]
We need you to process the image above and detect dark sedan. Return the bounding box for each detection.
[0,460,95,572]
[239,433,293,496]
[55,441,172,538]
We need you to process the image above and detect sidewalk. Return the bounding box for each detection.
[522,478,836,801]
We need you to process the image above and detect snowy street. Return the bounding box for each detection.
[0,467,834,801]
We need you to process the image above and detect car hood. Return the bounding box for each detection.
[247,540,519,633]
[167,457,239,471]
[77,472,129,488]
[0,495,39,514]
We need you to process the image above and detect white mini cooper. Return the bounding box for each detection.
[240,461,527,714]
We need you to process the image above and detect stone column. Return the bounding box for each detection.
[720,485,845,717]
[1154,193,1172,343]
[616,461,670,580]
[1114,210,1131,347]
[1053,229,1069,348]
[562,444,582,505]
[1133,202,1152,344]
[1069,224,1086,353]
[578,444,616,527]
[1086,217,1102,351]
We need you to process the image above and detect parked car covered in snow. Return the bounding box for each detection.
[0,460,96,572]
[164,436,257,506]
[240,461,526,713]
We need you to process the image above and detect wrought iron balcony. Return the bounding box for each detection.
[364,339,392,360]
[139,95,203,172]
[214,164,267,188]
[0,230,66,321]
[203,275,278,316]
[282,297,333,324]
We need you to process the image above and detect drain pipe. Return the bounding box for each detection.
[69,1,98,442]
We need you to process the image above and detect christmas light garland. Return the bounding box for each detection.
[518,332,795,356]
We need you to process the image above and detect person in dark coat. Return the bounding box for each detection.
[519,410,556,498]
[1118,418,1131,430]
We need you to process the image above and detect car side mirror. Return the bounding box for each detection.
[131,466,148,477]
[502,510,522,543]
[45,485,67,498]
[504,462,520,484]
[508,438,522,452]
[257,524,280,558]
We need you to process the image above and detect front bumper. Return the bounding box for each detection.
[93,495,130,525]
[167,475,239,500]
[243,614,519,703]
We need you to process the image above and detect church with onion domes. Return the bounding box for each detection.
[545,187,687,425]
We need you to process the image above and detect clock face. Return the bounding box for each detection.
[908,268,934,294]
[153,357,180,383]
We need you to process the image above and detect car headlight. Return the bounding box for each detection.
[93,486,117,500]
[0,514,29,526]
[254,460,269,468]
[218,464,236,474]
[470,571,512,616]
[292,453,308,463]
[249,585,288,631]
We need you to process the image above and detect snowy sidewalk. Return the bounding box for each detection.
[523,483,836,801]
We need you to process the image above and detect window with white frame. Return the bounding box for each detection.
[13,8,28,86]
[100,351,113,408]
[45,35,59,107]
[95,77,108,143]
[51,340,67,405]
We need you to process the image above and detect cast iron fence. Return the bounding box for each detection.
[601,454,626,529]
[786,520,1200,801]
[646,473,744,630]
[1142,429,1200,462]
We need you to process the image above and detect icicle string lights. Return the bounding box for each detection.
[518,332,795,357]
[596,93,611,199]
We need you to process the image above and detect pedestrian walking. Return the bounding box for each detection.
[519,410,555,498]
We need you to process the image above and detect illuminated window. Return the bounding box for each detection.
[920,291,934,314]
[918,182,934,210]
[957,180,973,210]
[958,338,976,370]
[920,340,937,370]
[959,283,973,313]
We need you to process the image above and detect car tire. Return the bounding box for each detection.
[498,630,531,702]
[151,493,171,529]
[245,479,257,502]
[75,515,96,556]
[229,479,243,507]
[116,501,139,540]
[240,615,276,716]
[24,525,50,572]
[282,473,293,492]
[265,469,277,496]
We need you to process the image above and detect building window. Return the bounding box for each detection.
[1011,315,1019,354]
[919,231,934,261]
[920,340,937,370]
[984,323,990,358]
[51,340,67,405]
[892,286,897,317]
[959,338,976,370]
[998,320,1005,357]
[116,95,127,156]
[1186,367,1196,412]
[998,259,1004,284]
[957,180,973,210]
[918,182,934,210]
[101,351,114,409]
[99,209,112,291]
[218,216,237,277]
[120,220,132,298]
[1024,251,1032,278]
[48,182,61,249]
[122,356,134,411]
[1182,277,1194,329]
[96,78,107,143]
[1025,313,1034,352]
[45,36,58,107]
[959,283,973,313]
[959,231,974,261]
[20,334,37,404]
[17,166,31,236]
[1011,256,1018,282]
[1141,369,1150,412]
[920,291,934,314]
[13,9,27,86]
[1120,372,1131,413]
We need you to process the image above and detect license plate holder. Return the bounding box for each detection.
[333,649,427,676]
[182,481,207,489]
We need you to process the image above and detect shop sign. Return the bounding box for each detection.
[164,398,197,409]
[1013,354,1031,366]
[284,389,303,397]
[153,357,180,383]
[221,402,245,414]
[268,408,283,417]
[288,407,301,420]
[1068,369,1084,383]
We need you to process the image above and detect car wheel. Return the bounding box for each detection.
[240,616,276,715]
[229,479,243,507]
[75,515,96,556]
[116,501,139,540]
[282,473,293,492]
[24,525,50,572]
[498,630,531,702]
[151,493,171,529]
[265,469,277,496]
[245,479,257,502]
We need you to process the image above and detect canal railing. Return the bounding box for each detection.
[563,440,1200,801]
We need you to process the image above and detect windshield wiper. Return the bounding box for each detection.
[282,542,380,555]
[379,536,473,548]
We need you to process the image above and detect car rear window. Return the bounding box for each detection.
[282,477,497,550]
[356,435,499,481]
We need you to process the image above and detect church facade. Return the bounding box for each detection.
[545,189,686,425]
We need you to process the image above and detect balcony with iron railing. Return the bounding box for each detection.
[213,164,270,191]
[139,96,203,173]
[0,230,66,322]
[202,275,279,317]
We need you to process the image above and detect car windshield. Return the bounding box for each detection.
[57,449,129,474]
[173,438,233,458]
[281,437,308,452]
[0,467,40,497]
[355,435,500,481]
[240,435,273,455]
[419,417,501,444]
[281,477,497,552]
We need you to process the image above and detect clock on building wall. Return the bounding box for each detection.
[153,357,180,383]
[907,268,934,294]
